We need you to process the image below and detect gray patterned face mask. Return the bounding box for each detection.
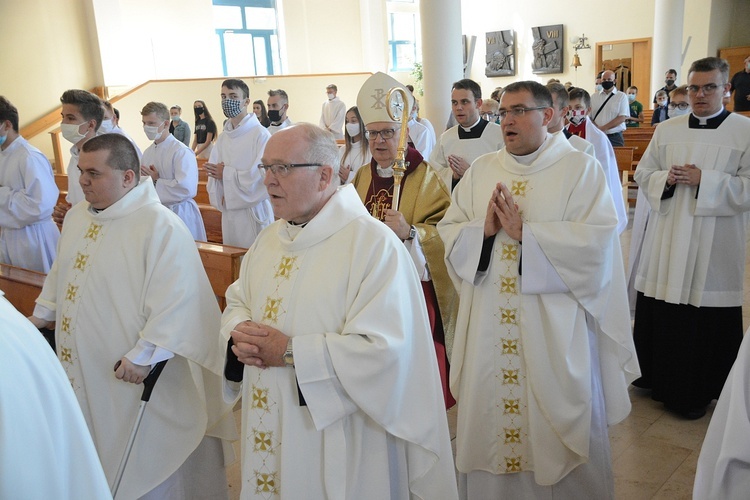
[222,98,244,118]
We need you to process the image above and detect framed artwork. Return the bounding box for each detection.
[531,24,563,74]
[485,30,515,77]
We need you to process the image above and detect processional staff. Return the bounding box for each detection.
[385,87,410,211]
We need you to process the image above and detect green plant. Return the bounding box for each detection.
[411,62,424,96]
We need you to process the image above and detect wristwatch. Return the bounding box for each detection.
[282,337,294,367]
[406,225,417,241]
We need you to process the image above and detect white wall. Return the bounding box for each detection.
[459,0,655,96]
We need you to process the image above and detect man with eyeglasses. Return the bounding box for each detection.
[206,78,273,248]
[429,78,504,191]
[222,123,459,499]
[632,57,750,420]
[352,72,457,410]
[438,81,638,498]
[590,70,630,147]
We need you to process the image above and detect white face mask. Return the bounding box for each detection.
[143,124,162,141]
[567,109,586,126]
[669,107,691,118]
[98,119,114,134]
[657,99,667,107]
[61,122,88,144]
[346,122,360,137]
[327,92,335,100]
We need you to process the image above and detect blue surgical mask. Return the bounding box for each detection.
[171,115,181,123]
[0,131,6,147]
[595,84,604,92]
[627,94,636,102]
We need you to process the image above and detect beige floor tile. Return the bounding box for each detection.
[651,450,699,500]
[609,413,653,461]
[613,436,692,499]
[628,388,667,423]
[641,408,714,452]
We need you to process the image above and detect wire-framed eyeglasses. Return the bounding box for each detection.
[686,83,724,95]
[497,106,548,120]
[364,128,399,140]
[258,163,322,177]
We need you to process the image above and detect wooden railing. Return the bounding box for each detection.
[0,241,245,316]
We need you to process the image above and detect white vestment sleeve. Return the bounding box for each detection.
[154,146,199,205]
[0,151,57,228]
[445,218,488,286]
[520,225,570,294]
[125,338,175,366]
[405,234,430,280]
[293,334,359,430]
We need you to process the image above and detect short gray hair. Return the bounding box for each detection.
[294,123,340,178]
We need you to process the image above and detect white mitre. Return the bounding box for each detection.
[356,72,415,126]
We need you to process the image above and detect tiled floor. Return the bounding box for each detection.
[226,208,750,499]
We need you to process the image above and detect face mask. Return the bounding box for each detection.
[346,122,360,137]
[595,84,603,92]
[601,81,615,91]
[222,99,244,118]
[98,119,114,134]
[61,122,87,144]
[746,63,750,71]
[567,109,586,126]
[0,125,7,147]
[171,115,181,123]
[194,107,205,117]
[327,93,335,100]
[669,107,691,117]
[143,124,162,141]
[657,99,667,107]
[627,94,636,102]
[410,111,418,121]
[268,109,283,123]
[666,79,675,86]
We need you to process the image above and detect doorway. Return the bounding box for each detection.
[596,38,652,105]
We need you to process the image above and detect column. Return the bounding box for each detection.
[651,0,685,105]
[420,0,464,131]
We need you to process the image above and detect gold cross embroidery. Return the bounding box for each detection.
[60,347,72,363]
[500,277,517,294]
[254,472,278,493]
[61,316,71,335]
[252,430,273,452]
[505,456,523,472]
[501,243,518,261]
[263,298,282,323]
[85,223,102,240]
[503,398,520,414]
[65,284,79,302]
[501,338,518,355]
[502,369,519,385]
[500,308,517,325]
[250,386,269,411]
[504,427,522,444]
[74,252,89,270]
[510,180,528,196]
[275,257,296,279]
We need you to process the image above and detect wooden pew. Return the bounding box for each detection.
[196,241,246,310]
[613,147,637,209]
[0,242,245,316]
[623,128,654,162]
[0,264,46,317]
[199,203,223,244]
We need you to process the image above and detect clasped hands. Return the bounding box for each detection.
[231,320,289,368]
[484,182,522,241]
[666,164,701,188]
[204,162,225,179]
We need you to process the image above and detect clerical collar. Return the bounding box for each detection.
[287,220,308,227]
[376,165,394,178]
[688,108,729,129]
[562,128,573,139]
[509,135,548,166]
[458,118,489,139]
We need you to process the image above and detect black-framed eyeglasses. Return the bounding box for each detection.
[497,106,548,120]
[668,102,690,110]
[364,128,399,140]
[686,83,724,95]
[257,163,322,177]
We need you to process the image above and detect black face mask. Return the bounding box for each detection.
[665,79,675,87]
[601,81,615,90]
[194,107,205,117]
[268,109,283,123]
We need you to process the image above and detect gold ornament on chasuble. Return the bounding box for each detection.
[248,253,300,497]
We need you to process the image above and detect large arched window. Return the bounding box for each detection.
[213,0,281,76]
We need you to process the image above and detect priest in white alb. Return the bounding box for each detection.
[222,123,458,499]
[29,134,236,499]
[438,81,639,498]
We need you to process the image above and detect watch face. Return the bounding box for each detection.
[386,89,406,122]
